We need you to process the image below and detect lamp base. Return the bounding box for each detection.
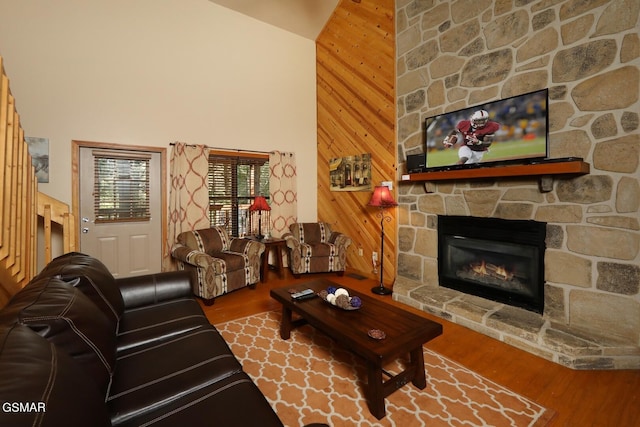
[371,285,393,295]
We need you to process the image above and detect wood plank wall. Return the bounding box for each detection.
[316,0,397,283]
[0,55,38,307]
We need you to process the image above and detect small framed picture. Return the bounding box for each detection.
[329,153,372,192]
[25,136,49,183]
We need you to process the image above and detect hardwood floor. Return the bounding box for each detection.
[199,269,640,427]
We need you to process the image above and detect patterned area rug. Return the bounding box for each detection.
[217,311,554,427]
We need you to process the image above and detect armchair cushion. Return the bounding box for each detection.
[177,226,230,254]
[299,242,335,258]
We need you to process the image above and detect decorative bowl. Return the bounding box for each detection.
[318,288,362,311]
[368,329,386,340]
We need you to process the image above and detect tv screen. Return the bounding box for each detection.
[424,89,548,170]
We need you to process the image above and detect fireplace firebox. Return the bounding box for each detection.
[438,216,546,313]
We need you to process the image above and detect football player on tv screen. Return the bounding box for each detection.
[443,110,500,165]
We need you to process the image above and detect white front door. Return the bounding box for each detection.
[79,146,162,277]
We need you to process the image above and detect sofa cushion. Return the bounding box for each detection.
[37,251,124,330]
[215,251,247,271]
[114,372,284,427]
[117,297,210,355]
[108,325,243,426]
[300,242,336,258]
[177,227,230,254]
[116,270,194,310]
[0,276,117,398]
[292,222,331,244]
[0,324,111,427]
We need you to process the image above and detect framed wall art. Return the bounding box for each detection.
[25,136,49,183]
[329,153,371,192]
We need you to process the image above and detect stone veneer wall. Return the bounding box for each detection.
[395,0,639,369]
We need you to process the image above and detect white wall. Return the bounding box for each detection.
[0,0,318,221]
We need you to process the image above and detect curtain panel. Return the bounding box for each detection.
[164,143,210,271]
[268,151,297,238]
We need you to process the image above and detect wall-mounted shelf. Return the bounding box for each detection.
[400,159,590,192]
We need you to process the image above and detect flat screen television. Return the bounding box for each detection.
[423,89,548,171]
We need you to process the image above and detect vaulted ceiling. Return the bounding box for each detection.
[207,0,340,40]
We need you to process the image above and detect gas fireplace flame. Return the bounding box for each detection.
[471,260,487,275]
[495,265,513,281]
[470,260,514,281]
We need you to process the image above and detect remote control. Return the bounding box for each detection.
[293,292,317,301]
[291,289,315,300]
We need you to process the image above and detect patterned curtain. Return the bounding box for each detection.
[164,143,210,271]
[269,151,297,238]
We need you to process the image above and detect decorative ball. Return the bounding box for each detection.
[334,288,349,298]
[318,290,329,299]
[335,294,351,309]
[350,296,362,308]
[326,294,337,305]
[327,286,337,294]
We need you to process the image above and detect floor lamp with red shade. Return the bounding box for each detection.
[367,185,397,295]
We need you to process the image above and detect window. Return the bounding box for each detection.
[93,151,151,222]
[208,152,269,237]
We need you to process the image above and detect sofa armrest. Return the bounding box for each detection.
[116,270,195,309]
[283,232,300,250]
[171,244,207,266]
[229,238,265,258]
[329,232,352,249]
[172,244,226,273]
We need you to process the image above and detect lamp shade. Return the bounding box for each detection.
[367,186,397,208]
[249,196,271,211]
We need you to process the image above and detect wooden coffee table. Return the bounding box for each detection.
[270,278,443,419]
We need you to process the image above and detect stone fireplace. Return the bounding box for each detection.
[393,1,639,370]
[393,210,639,369]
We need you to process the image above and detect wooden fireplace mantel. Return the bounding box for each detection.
[400,159,590,192]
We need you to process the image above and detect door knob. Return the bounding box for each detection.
[82,227,89,234]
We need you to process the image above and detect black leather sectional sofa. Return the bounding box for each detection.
[0,252,307,427]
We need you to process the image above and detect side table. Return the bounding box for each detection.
[258,238,286,282]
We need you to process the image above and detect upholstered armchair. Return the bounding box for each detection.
[171,227,265,305]
[283,222,352,277]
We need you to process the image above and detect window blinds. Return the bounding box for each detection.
[208,154,269,236]
[93,151,151,222]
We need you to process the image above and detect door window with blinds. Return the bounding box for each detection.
[208,153,269,237]
[93,150,151,222]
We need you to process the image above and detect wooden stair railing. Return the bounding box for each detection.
[1,54,36,305]
[1,54,77,307]
[37,191,77,263]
